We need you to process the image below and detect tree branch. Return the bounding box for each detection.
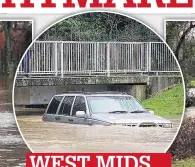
[175,21,195,59]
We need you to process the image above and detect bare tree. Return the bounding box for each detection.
[2,22,13,92]
[166,21,195,60]
[166,21,195,107]
[0,21,32,100]
[175,22,195,59]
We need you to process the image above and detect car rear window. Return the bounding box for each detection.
[46,96,63,114]
[58,96,75,115]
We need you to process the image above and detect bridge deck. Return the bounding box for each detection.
[15,73,182,87]
[17,41,180,79]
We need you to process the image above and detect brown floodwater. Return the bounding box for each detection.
[17,115,181,153]
[0,104,29,167]
[0,102,183,166]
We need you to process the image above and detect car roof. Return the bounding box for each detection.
[54,91,133,97]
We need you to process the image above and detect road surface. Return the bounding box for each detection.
[186,88,195,118]
[0,104,29,167]
[185,107,195,118]
[188,88,195,96]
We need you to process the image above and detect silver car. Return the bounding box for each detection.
[42,92,173,128]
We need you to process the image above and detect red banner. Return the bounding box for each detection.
[26,153,171,167]
[0,0,193,8]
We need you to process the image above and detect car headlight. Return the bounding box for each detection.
[163,123,173,128]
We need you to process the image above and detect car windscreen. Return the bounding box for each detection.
[87,96,146,114]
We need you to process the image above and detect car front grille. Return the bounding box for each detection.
[139,123,158,127]
[125,124,137,127]
[124,123,162,127]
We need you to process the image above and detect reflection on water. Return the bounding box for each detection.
[0,104,29,167]
[17,115,181,153]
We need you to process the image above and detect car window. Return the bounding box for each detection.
[72,96,86,116]
[46,96,63,114]
[58,96,75,115]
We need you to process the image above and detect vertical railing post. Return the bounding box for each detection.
[61,42,64,78]
[148,42,151,72]
[107,42,110,77]
[96,42,99,72]
[94,43,97,72]
[55,42,58,76]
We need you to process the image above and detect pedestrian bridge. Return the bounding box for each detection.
[14,41,182,105]
[17,41,180,78]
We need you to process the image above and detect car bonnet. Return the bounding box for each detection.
[91,113,171,124]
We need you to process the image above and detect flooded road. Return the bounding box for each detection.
[0,104,29,167]
[17,115,181,153]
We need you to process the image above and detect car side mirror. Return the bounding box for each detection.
[75,111,86,118]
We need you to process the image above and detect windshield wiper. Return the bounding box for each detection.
[130,110,147,113]
[109,110,128,113]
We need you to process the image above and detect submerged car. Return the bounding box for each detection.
[42,92,173,128]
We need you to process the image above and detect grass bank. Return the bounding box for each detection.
[190,80,195,87]
[173,158,195,167]
[141,84,184,117]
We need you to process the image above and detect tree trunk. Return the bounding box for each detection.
[175,22,195,59]
[3,22,14,102]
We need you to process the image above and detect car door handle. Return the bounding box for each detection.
[68,119,73,122]
[55,117,60,120]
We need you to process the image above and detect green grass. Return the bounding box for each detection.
[173,158,195,167]
[190,80,195,87]
[141,84,184,117]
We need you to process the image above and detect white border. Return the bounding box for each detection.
[12,11,186,153]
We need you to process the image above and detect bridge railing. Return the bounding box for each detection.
[18,41,180,77]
